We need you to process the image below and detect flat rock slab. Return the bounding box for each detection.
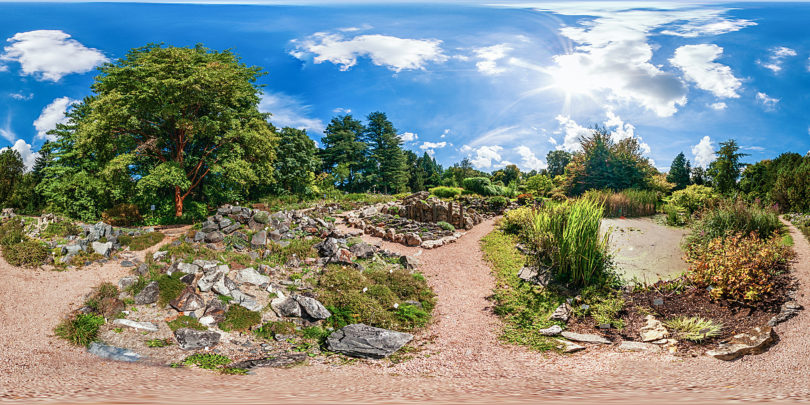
[561,331,611,344]
[174,328,221,350]
[229,353,308,369]
[326,323,413,359]
[618,340,661,352]
[707,326,775,361]
[555,339,585,353]
[88,342,142,362]
[538,325,563,336]
[113,319,158,332]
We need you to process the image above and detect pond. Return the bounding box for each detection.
[601,217,689,283]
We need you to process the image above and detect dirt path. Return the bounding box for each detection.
[2,220,810,403]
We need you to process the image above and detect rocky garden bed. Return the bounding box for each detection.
[55,204,435,374]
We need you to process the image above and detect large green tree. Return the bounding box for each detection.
[364,112,407,193]
[320,114,367,191]
[273,127,321,195]
[546,150,572,177]
[708,139,747,195]
[666,152,691,191]
[65,44,276,217]
[0,148,24,206]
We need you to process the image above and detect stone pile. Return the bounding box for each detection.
[386,191,483,230]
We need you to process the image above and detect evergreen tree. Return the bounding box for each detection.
[546,150,572,177]
[0,148,24,206]
[708,139,748,195]
[666,152,692,190]
[691,166,707,186]
[273,127,321,195]
[364,112,407,193]
[405,150,425,192]
[320,115,367,191]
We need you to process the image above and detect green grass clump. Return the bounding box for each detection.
[316,263,436,332]
[575,286,625,329]
[156,273,186,306]
[664,317,722,342]
[481,229,562,351]
[3,239,50,267]
[145,338,172,348]
[167,315,207,332]
[264,239,319,267]
[219,305,261,332]
[0,219,26,247]
[182,353,232,369]
[118,232,165,251]
[584,189,659,218]
[41,220,81,239]
[436,221,455,232]
[687,200,783,246]
[254,321,296,339]
[55,313,106,347]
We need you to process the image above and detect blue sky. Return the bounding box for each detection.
[1,1,809,173]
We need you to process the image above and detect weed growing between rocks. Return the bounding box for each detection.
[156,273,186,306]
[55,314,106,347]
[167,315,207,332]
[117,232,165,251]
[218,305,261,332]
[255,321,296,339]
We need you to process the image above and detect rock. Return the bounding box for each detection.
[134,281,159,305]
[203,299,227,323]
[560,331,611,344]
[193,231,206,243]
[229,352,307,369]
[235,267,270,286]
[251,230,267,248]
[549,303,572,322]
[212,276,236,297]
[350,242,376,259]
[222,223,241,234]
[152,250,168,261]
[332,248,354,264]
[64,244,83,256]
[618,341,661,352]
[92,241,113,257]
[197,265,228,292]
[176,262,201,275]
[118,276,138,290]
[204,231,224,243]
[135,263,149,276]
[707,326,775,361]
[88,342,142,362]
[399,255,419,271]
[200,220,219,233]
[404,233,422,247]
[768,301,803,326]
[315,238,339,258]
[174,328,221,350]
[252,211,270,224]
[326,324,413,359]
[179,273,196,285]
[113,319,159,332]
[121,260,135,267]
[538,325,563,336]
[272,297,302,317]
[555,338,586,353]
[231,289,262,312]
[295,295,331,320]
[218,217,233,229]
[517,266,551,287]
[639,315,669,342]
[170,287,205,312]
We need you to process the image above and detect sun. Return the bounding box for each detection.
[546,55,596,97]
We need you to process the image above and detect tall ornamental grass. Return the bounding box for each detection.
[687,199,783,246]
[521,198,612,287]
[584,189,659,218]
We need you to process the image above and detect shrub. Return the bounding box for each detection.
[265,238,318,267]
[156,273,186,306]
[167,315,207,331]
[102,203,143,227]
[55,313,105,347]
[219,305,261,331]
[3,239,50,267]
[462,177,506,196]
[0,219,25,247]
[664,204,687,227]
[41,220,81,239]
[664,317,722,342]
[118,232,165,251]
[488,196,508,211]
[430,186,462,199]
[688,200,783,245]
[686,233,793,302]
[523,198,612,287]
[501,206,534,236]
[670,185,718,214]
[524,174,553,197]
[584,189,659,218]
[436,221,455,232]
[516,193,533,206]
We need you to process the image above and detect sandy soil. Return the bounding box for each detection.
[602,217,689,282]
[1,219,809,404]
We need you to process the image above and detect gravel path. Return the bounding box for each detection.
[1,219,809,403]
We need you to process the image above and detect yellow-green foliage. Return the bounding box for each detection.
[118,232,165,251]
[219,305,261,331]
[664,317,722,341]
[584,189,659,217]
[670,185,718,214]
[429,186,463,199]
[167,315,206,331]
[3,239,50,267]
[481,230,562,351]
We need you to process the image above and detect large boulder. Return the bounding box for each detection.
[204,231,224,244]
[92,241,113,257]
[295,295,331,320]
[231,289,262,312]
[134,281,159,305]
[350,242,376,259]
[174,328,221,350]
[706,326,775,361]
[326,324,413,359]
[197,265,228,292]
[251,231,267,249]
[252,211,270,224]
[272,296,302,318]
[399,255,419,271]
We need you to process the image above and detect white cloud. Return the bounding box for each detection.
[259,92,325,134]
[603,111,650,155]
[441,129,449,139]
[548,136,557,145]
[692,135,715,168]
[0,115,14,142]
[33,97,76,141]
[554,115,592,152]
[473,43,512,75]
[9,92,33,100]
[464,145,503,170]
[756,91,780,110]
[290,32,447,72]
[401,132,418,142]
[514,146,547,171]
[709,102,727,110]
[1,30,107,82]
[332,107,351,114]
[419,141,447,156]
[0,139,39,171]
[758,46,797,73]
[670,44,741,99]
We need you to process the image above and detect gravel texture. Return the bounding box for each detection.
[1,219,809,403]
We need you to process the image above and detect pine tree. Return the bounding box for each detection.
[666,152,692,190]
[364,112,407,193]
[320,115,367,192]
[708,139,748,194]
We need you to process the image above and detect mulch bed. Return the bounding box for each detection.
[567,272,795,355]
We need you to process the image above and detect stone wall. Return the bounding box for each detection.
[381,191,483,231]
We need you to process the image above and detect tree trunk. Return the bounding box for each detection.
[174,186,184,217]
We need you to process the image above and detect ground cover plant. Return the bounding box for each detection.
[117,232,165,251]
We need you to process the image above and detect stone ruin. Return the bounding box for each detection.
[383,191,484,230]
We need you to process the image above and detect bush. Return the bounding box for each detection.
[156,273,186,306]
[516,193,533,206]
[102,203,143,227]
[430,186,462,199]
[686,233,793,302]
[664,204,687,227]
[436,221,455,232]
[584,189,659,218]
[488,196,508,210]
[501,206,534,236]
[219,305,262,331]
[55,313,105,347]
[118,232,165,251]
[3,239,50,267]
[462,177,506,196]
[688,200,783,245]
[670,185,717,214]
[524,174,553,197]
[0,219,25,247]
